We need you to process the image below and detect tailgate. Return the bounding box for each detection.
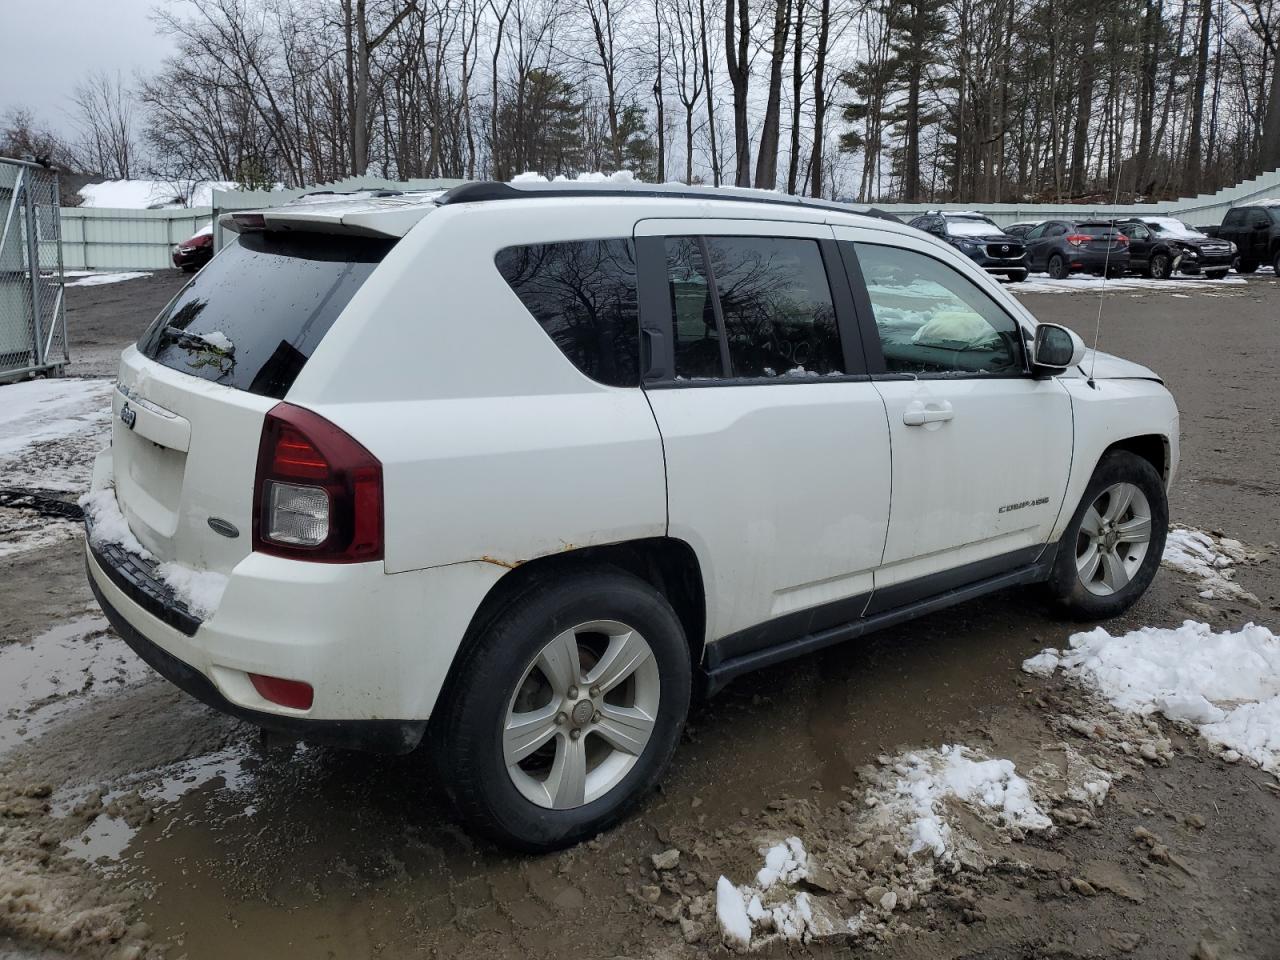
[111,347,275,575]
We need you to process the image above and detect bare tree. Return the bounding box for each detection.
[69,69,138,179]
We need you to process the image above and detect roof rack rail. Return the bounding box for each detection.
[435,180,903,224]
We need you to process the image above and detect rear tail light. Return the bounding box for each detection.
[1065,234,1092,247]
[1115,234,1129,245]
[249,673,314,710]
[253,403,383,562]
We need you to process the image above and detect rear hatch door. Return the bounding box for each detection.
[111,230,394,577]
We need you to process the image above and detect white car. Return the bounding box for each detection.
[85,182,1178,850]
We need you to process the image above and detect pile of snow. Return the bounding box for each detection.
[867,746,1052,861]
[1013,272,1246,295]
[65,271,151,288]
[713,746,1054,949]
[80,482,227,619]
[510,170,639,184]
[716,838,837,949]
[1024,621,1280,773]
[77,179,239,210]
[1162,526,1261,603]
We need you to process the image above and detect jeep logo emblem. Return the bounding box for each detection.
[119,403,137,430]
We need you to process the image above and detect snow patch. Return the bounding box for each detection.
[1023,620,1280,773]
[64,271,152,288]
[1161,526,1261,603]
[1013,272,1246,294]
[716,875,753,948]
[80,481,228,620]
[77,179,238,209]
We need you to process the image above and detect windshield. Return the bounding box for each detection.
[947,219,1004,238]
[138,232,393,398]
[1145,218,1205,239]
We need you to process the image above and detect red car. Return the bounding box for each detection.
[172,223,213,272]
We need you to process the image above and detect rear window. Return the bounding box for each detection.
[138,233,393,398]
[1076,224,1119,236]
[495,239,640,388]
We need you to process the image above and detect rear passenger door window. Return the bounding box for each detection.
[852,243,1025,376]
[663,235,845,380]
[495,239,640,387]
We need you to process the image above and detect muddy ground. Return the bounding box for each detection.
[1,272,1278,960]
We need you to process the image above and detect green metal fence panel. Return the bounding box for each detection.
[58,206,212,270]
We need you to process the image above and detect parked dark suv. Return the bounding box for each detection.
[908,212,1028,281]
[1203,202,1280,275]
[1023,220,1130,279]
[1114,217,1233,279]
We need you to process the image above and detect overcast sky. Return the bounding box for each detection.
[0,0,175,138]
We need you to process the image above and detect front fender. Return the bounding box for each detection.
[1051,377,1179,541]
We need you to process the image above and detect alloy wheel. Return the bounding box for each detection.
[1075,482,1153,597]
[503,620,660,809]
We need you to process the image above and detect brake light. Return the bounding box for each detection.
[1115,234,1129,245]
[1065,234,1092,247]
[253,403,383,562]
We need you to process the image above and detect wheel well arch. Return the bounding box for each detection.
[1103,433,1170,482]
[454,537,708,677]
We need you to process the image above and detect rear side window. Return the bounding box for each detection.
[664,235,844,380]
[138,233,392,398]
[1223,209,1246,227]
[495,239,639,388]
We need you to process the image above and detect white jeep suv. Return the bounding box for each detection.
[85,181,1178,850]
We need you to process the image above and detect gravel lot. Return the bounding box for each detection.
[1,271,1277,960]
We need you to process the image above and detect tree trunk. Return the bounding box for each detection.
[807,0,830,198]
[786,0,806,194]
[725,0,752,186]
[1184,0,1213,193]
[755,0,791,189]
[699,0,721,185]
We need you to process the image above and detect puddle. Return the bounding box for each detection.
[0,616,150,754]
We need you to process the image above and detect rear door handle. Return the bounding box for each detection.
[903,400,954,426]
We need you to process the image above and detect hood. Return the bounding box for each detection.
[1076,350,1161,383]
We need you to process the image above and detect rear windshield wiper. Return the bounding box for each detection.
[159,325,235,356]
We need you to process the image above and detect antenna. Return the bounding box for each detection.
[1087,160,1124,389]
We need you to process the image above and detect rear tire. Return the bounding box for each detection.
[1043,451,1168,621]
[434,569,691,851]
[1047,254,1069,280]
[1272,250,1280,277]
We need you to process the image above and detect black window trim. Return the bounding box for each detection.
[840,239,1032,381]
[638,231,871,389]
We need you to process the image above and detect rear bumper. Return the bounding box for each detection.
[84,502,507,751]
[1066,250,1129,272]
[87,550,424,754]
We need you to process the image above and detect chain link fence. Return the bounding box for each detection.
[1,157,68,381]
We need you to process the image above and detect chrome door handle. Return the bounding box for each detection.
[903,401,955,426]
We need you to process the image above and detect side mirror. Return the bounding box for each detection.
[1031,323,1087,373]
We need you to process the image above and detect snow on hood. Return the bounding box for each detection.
[1075,349,1160,382]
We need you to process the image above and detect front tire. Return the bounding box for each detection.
[435,569,691,851]
[1149,252,1172,279]
[1044,451,1168,621]
[1237,258,1258,274]
[1205,269,1229,280]
[1272,249,1280,277]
